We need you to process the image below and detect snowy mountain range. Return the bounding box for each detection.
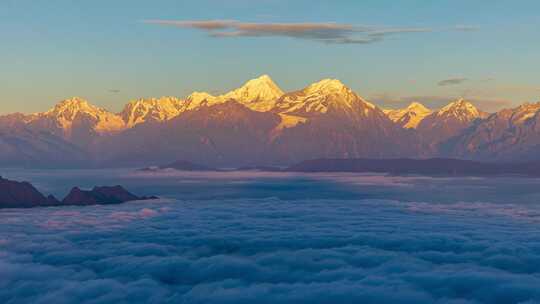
[1,75,538,167]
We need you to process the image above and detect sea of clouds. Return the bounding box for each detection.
[2,193,540,303]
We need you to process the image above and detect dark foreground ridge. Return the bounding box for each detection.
[0,177,157,208]
[62,186,158,206]
[0,177,60,208]
[286,158,540,176]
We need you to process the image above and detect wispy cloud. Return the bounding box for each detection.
[144,19,235,30]
[367,27,432,37]
[143,20,474,45]
[438,77,469,86]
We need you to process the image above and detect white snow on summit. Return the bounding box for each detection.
[385,102,432,129]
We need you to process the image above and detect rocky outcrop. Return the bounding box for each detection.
[0,176,60,208]
[0,177,157,208]
[62,186,157,206]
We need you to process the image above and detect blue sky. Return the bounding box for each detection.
[1,0,539,114]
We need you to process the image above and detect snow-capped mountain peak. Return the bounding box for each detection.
[407,102,430,112]
[46,97,95,116]
[508,102,540,124]
[37,97,126,136]
[186,91,215,101]
[304,78,349,95]
[437,98,486,121]
[222,74,284,112]
[236,74,283,95]
[385,102,432,129]
[305,78,376,108]
[121,97,185,127]
[416,98,489,144]
[272,78,377,117]
[185,91,219,110]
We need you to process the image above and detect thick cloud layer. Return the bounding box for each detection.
[2,192,540,303]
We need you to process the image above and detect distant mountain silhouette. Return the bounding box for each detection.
[141,161,284,172]
[234,165,283,172]
[0,177,157,208]
[62,186,157,206]
[286,158,540,176]
[140,160,216,171]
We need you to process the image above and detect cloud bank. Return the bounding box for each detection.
[1,193,540,303]
[143,20,471,45]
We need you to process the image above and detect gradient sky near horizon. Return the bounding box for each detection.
[1,0,539,114]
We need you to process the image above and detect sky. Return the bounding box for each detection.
[1,0,539,114]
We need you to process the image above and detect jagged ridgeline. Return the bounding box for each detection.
[0,75,538,167]
[0,176,157,208]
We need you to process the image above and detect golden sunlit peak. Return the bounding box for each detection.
[56,97,90,107]
[407,102,430,111]
[187,91,215,99]
[231,74,284,97]
[46,97,98,115]
[306,78,348,94]
[440,98,476,112]
[255,74,273,81]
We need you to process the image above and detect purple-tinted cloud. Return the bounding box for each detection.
[453,25,480,32]
[143,20,473,45]
[2,195,540,303]
[438,77,469,86]
[367,27,432,37]
[1,170,540,303]
[143,19,236,30]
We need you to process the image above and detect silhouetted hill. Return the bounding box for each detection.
[286,158,540,176]
[62,186,157,206]
[0,177,60,208]
[0,177,157,208]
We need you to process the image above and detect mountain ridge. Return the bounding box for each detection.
[1,75,539,167]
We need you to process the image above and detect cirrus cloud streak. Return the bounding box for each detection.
[438,77,469,86]
[143,20,471,45]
